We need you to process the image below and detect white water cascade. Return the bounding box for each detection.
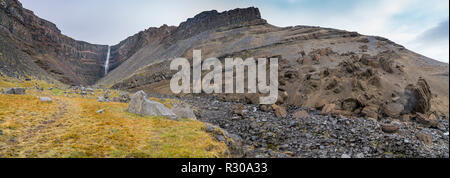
[104,46,111,75]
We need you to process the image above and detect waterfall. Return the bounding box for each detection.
[104,46,111,75]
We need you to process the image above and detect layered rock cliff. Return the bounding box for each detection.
[108,25,177,73]
[0,0,108,85]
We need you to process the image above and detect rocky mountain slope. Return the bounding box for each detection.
[96,7,448,121]
[0,0,110,85]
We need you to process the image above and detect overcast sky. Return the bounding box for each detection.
[20,0,449,63]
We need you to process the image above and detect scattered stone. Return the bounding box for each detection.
[361,105,379,119]
[260,105,272,112]
[341,154,351,158]
[400,114,411,122]
[2,88,26,95]
[321,104,336,115]
[39,97,52,102]
[272,104,287,118]
[233,103,246,116]
[416,133,432,145]
[342,98,359,112]
[97,109,105,114]
[415,113,438,128]
[380,57,394,73]
[381,124,399,133]
[0,130,3,135]
[315,99,328,109]
[127,91,177,120]
[293,110,309,119]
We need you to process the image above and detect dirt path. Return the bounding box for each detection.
[21,98,68,141]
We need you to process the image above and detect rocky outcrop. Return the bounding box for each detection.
[172,7,265,40]
[108,25,176,73]
[0,0,107,85]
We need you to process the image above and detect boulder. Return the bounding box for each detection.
[416,133,432,145]
[233,103,246,116]
[361,105,379,119]
[321,103,336,115]
[382,103,404,118]
[342,98,359,112]
[2,88,25,95]
[39,97,52,102]
[415,113,438,128]
[260,105,272,112]
[381,124,398,133]
[172,104,197,119]
[315,99,328,109]
[404,79,432,114]
[400,114,411,122]
[379,57,394,73]
[293,110,309,119]
[127,91,177,120]
[271,104,287,118]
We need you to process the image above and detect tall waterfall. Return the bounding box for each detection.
[104,46,111,75]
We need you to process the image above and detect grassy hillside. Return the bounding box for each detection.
[0,76,227,158]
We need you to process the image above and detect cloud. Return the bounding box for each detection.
[415,19,449,44]
[406,18,449,62]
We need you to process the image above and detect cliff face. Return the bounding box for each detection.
[108,25,176,73]
[0,0,107,85]
[173,7,265,40]
[98,7,267,86]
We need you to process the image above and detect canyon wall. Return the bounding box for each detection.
[0,0,107,85]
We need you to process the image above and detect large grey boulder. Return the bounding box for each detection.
[172,104,197,119]
[127,91,177,120]
[2,88,26,95]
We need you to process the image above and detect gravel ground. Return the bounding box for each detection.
[155,94,449,158]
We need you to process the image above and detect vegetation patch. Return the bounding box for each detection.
[0,79,228,158]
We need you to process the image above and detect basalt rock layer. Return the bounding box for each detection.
[0,0,107,85]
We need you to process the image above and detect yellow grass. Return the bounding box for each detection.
[0,77,228,158]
